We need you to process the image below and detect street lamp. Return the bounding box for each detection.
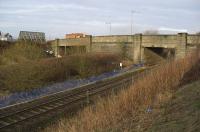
[105,22,111,35]
[131,10,137,35]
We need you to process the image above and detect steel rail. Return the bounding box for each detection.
[0,67,146,131]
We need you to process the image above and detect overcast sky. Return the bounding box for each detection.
[0,0,200,39]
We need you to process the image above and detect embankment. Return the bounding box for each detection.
[44,49,200,132]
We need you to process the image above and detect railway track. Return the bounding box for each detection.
[0,67,147,132]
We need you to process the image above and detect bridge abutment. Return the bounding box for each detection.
[133,34,143,63]
[176,33,187,59]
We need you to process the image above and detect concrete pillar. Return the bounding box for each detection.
[133,34,142,63]
[89,35,92,52]
[54,39,59,57]
[176,33,187,59]
[85,36,92,53]
[64,46,67,55]
[140,46,145,62]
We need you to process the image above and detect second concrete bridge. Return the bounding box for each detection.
[50,33,200,63]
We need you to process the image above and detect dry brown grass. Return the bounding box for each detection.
[44,49,200,132]
[0,53,120,93]
[149,80,200,132]
[0,42,46,65]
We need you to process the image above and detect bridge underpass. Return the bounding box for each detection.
[58,46,86,56]
[143,47,175,65]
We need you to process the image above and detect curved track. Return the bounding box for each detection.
[0,67,147,131]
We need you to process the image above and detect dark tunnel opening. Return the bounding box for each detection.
[145,47,175,59]
[59,46,86,56]
[144,47,175,65]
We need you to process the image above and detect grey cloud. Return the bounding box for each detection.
[0,0,199,38]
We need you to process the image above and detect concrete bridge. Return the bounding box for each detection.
[50,33,200,63]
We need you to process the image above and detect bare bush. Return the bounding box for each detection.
[0,53,120,93]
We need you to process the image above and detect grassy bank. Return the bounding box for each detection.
[149,80,200,132]
[44,49,200,132]
[0,42,121,95]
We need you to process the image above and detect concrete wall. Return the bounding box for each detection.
[50,33,200,62]
[187,35,200,45]
[142,35,178,48]
[91,35,135,61]
[92,35,133,43]
[58,37,91,47]
[50,37,91,57]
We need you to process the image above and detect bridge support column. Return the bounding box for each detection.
[64,46,67,55]
[140,46,145,62]
[88,35,93,52]
[81,35,92,53]
[53,39,60,57]
[176,33,187,59]
[133,34,143,63]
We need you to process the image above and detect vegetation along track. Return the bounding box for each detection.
[0,67,147,131]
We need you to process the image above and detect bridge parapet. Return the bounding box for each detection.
[92,35,133,43]
[142,35,178,48]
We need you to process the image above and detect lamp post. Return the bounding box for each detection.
[105,22,111,35]
[131,10,137,35]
